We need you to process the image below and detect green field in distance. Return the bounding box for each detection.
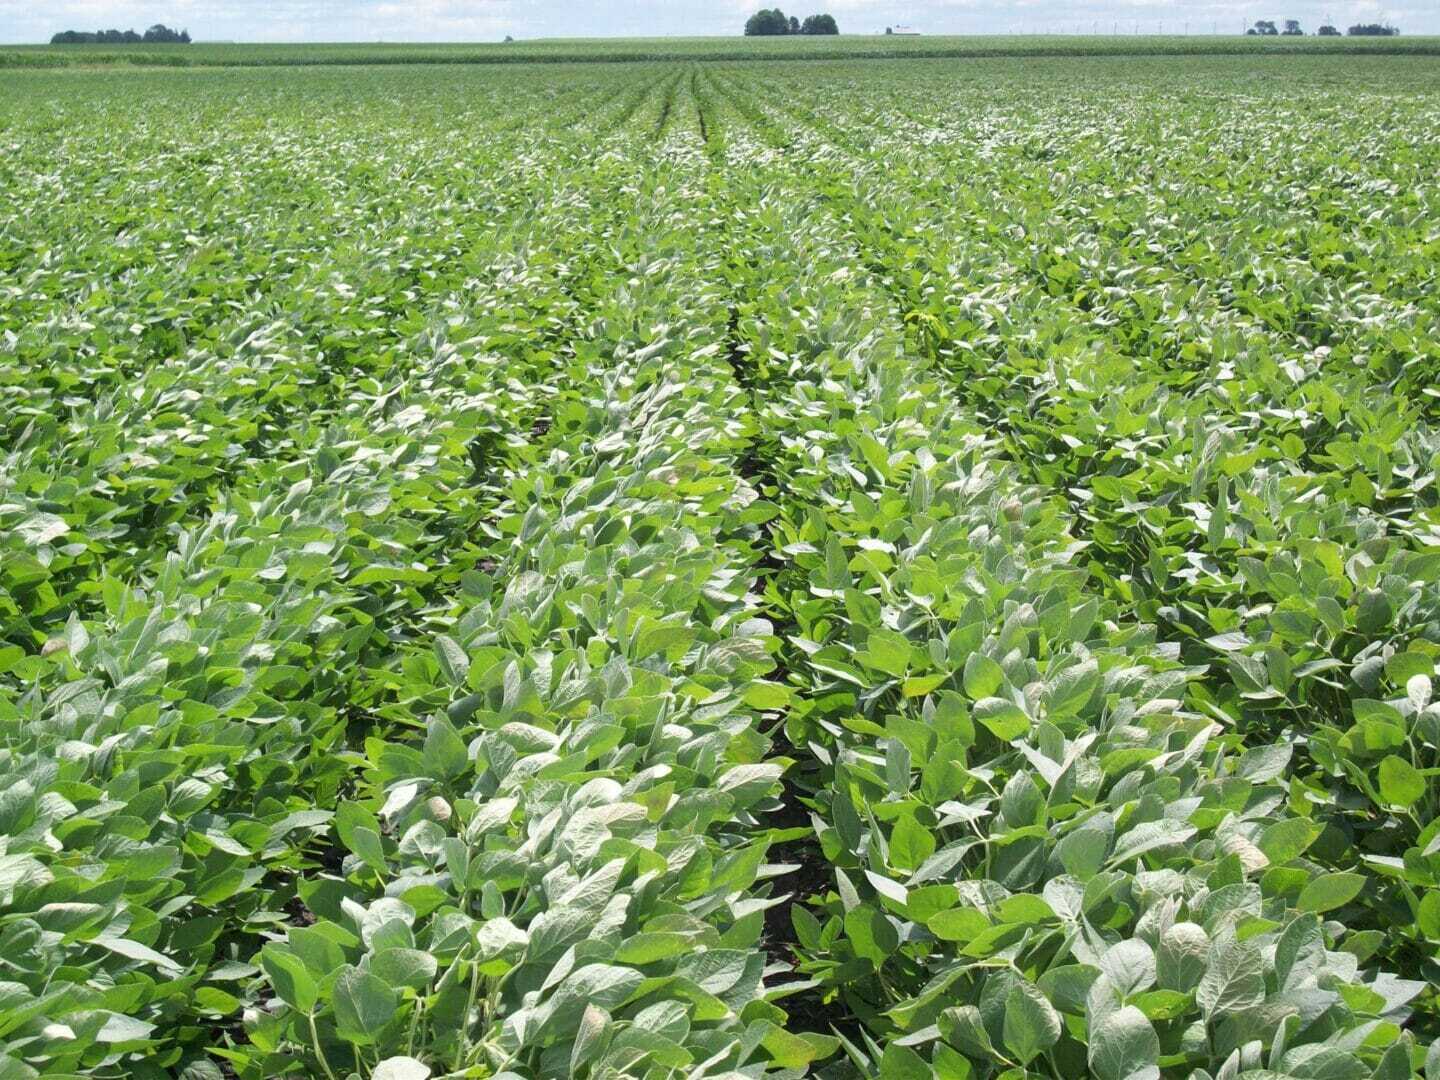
[3,32,1439,67]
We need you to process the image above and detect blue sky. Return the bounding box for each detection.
[1,0,1433,43]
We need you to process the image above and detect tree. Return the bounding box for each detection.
[789,15,801,33]
[53,23,192,44]
[1317,24,1340,35]
[1347,22,1399,35]
[1252,19,1278,35]
[142,24,186,43]
[885,26,893,34]
[802,14,839,34]
[744,8,791,35]
[1282,19,1303,34]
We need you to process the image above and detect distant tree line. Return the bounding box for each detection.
[50,24,191,44]
[743,10,839,36]
[1246,18,1399,35]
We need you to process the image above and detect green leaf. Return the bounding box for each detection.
[933,1043,974,1080]
[1356,588,1393,636]
[194,987,242,1015]
[335,801,383,857]
[890,813,936,872]
[1257,817,1317,864]
[763,1023,839,1068]
[1378,755,1425,808]
[940,1004,998,1059]
[570,1004,610,1074]
[634,620,695,660]
[1002,981,1061,1065]
[289,925,348,978]
[973,697,1030,741]
[1297,872,1366,914]
[1046,661,1098,717]
[845,904,898,964]
[1195,939,1264,1020]
[1088,1005,1159,1080]
[999,771,1043,828]
[743,682,792,710]
[1130,989,1192,1021]
[332,966,397,1044]
[879,1043,931,1080]
[1098,939,1155,997]
[963,654,1004,699]
[1056,828,1109,880]
[860,628,913,678]
[613,932,691,965]
[423,713,469,781]
[1038,964,1100,1014]
[760,1025,840,1077]
[369,948,438,990]
[1275,914,1325,990]
[259,945,317,1013]
[1109,819,1195,866]
[1157,923,1209,992]
[1419,891,1440,940]
[94,934,184,975]
[928,907,989,943]
[433,635,469,684]
[906,884,958,923]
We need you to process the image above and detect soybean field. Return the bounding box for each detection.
[3,52,1440,1080]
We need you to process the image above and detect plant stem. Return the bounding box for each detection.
[454,960,482,1072]
[407,995,426,1059]
[308,1010,338,1080]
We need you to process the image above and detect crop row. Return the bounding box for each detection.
[0,75,788,1078]
[683,82,1434,1073]
[722,61,1440,1009]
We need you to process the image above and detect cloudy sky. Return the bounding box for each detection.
[1,0,1432,43]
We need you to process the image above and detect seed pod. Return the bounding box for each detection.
[426,796,453,823]
[1002,498,1024,522]
[41,638,69,656]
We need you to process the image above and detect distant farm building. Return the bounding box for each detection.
[892,25,920,35]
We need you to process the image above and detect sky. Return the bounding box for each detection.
[1,0,1434,44]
